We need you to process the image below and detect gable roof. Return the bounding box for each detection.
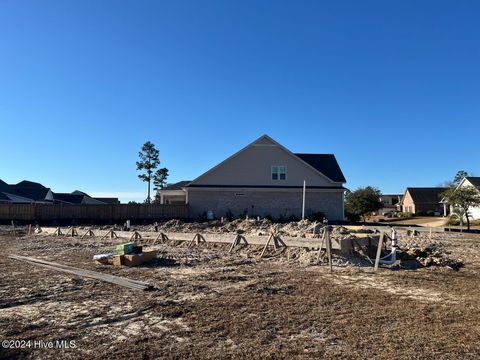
[0,192,11,202]
[0,180,11,193]
[16,180,46,189]
[71,190,91,197]
[294,154,346,183]
[10,180,50,201]
[188,134,346,186]
[53,193,85,204]
[405,187,448,204]
[163,181,192,190]
[465,177,480,189]
[93,197,120,204]
[1,192,33,203]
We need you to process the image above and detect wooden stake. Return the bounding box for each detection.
[274,235,286,249]
[28,224,32,236]
[188,233,206,247]
[66,227,78,237]
[154,232,169,244]
[259,233,286,258]
[260,233,274,258]
[53,227,63,236]
[11,220,16,237]
[80,229,95,239]
[374,232,385,271]
[325,226,333,272]
[228,234,239,253]
[316,228,327,264]
[100,229,118,240]
[129,231,142,241]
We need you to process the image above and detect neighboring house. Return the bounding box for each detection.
[447,177,480,220]
[53,193,108,205]
[71,190,120,204]
[0,180,54,203]
[400,187,448,215]
[160,135,346,220]
[92,197,120,204]
[0,180,120,204]
[377,194,402,215]
[0,192,12,204]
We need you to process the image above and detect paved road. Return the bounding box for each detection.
[417,218,447,228]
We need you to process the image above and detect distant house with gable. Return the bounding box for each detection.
[158,135,346,220]
[400,187,448,216]
[0,180,119,205]
[446,177,480,220]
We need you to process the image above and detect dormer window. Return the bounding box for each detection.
[271,166,287,181]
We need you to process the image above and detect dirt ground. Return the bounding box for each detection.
[0,225,479,359]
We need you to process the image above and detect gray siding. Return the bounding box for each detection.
[188,188,344,221]
[191,140,337,187]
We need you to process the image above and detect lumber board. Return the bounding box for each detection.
[374,233,385,271]
[8,255,152,290]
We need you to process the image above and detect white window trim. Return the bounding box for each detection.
[271,165,287,181]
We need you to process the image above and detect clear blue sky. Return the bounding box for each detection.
[1,1,479,202]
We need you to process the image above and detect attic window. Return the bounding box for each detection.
[271,166,287,181]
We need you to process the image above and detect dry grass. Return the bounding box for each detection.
[0,231,479,359]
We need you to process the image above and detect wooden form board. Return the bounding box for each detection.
[362,225,445,233]
[41,228,356,251]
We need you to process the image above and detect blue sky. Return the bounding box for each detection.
[1,1,479,202]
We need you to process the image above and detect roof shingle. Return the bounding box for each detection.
[406,187,448,203]
[294,153,346,183]
[465,177,480,189]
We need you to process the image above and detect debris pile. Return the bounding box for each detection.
[141,219,326,238]
[399,244,464,271]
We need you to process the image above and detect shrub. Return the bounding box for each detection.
[345,211,360,222]
[426,210,435,216]
[197,211,208,221]
[225,209,234,221]
[287,214,299,222]
[447,216,460,226]
[264,214,273,221]
[308,212,326,222]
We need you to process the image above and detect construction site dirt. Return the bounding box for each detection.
[0,222,479,359]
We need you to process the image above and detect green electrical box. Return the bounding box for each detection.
[115,242,136,255]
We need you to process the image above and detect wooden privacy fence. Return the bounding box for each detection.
[0,203,189,222]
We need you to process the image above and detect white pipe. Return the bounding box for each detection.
[302,180,306,220]
[379,228,397,265]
